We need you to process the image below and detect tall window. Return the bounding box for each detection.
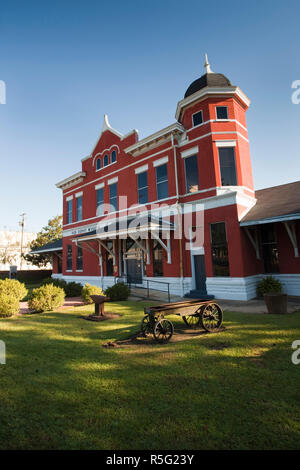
[106,241,113,276]
[76,246,83,271]
[261,224,279,273]
[192,110,203,127]
[137,171,148,204]
[96,158,101,170]
[76,196,82,221]
[104,154,109,166]
[111,150,117,163]
[96,188,104,216]
[156,164,168,200]
[153,240,163,276]
[211,222,229,276]
[67,200,72,224]
[185,155,199,193]
[67,245,72,271]
[218,147,237,186]
[216,106,228,119]
[109,183,118,212]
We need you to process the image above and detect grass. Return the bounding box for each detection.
[0,301,299,450]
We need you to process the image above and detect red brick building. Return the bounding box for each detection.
[36,56,300,300]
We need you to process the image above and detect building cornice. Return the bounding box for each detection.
[125,122,185,156]
[56,171,86,190]
[175,86,251,121]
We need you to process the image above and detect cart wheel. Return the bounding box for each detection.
[153,319,174,343]
[200,303,223,332]
[183,312,201,328]
[140,314,152,337]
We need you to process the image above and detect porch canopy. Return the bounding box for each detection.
[30,238,63,257]
[240,181,300,259]
[72,214,175,265]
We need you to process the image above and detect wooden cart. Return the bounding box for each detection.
[141,299,223,343]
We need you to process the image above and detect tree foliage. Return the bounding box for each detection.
[24,215,62,268]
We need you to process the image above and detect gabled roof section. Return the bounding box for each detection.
[240,181,300,226]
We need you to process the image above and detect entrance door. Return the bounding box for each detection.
[126,258,142,284]
[194,255,207,294]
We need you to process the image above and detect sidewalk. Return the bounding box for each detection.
[129,287,300,314]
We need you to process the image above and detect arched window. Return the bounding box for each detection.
[111,150,117,163]
[96,158,101,170]
[103,154,109,166]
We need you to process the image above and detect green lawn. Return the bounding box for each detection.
[0,301,299,450]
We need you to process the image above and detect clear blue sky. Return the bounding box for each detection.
[0,0,299,232]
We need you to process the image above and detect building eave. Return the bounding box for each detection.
[240,213,300,227]
[56,171,86,190]
[125,122,185,156]
[175,86,251,121]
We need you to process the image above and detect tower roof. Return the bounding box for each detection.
[184,54,233,98]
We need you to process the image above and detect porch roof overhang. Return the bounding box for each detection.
[30,239,63,254]
[240,212,300,227]
[72,216,175,243]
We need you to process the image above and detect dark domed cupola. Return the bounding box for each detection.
[184,54,233,98]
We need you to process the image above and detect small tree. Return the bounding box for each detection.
[24,215,62,268]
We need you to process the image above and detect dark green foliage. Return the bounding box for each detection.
[41,278,82,297]
[105,282,130,301]
[257,276,283,297]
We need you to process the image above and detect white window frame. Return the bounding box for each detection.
[216,106,229,120]
[192,110,203,127]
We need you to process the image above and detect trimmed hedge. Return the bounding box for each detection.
[0,279,28,301]
[257,276,283,297]
[28,284,65,312]
[105,282,130,301]
[81,283,104,304]
[0,293,20,318]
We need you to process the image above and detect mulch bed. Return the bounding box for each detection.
[81,313,121,322]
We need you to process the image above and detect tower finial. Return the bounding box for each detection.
[204,53,213,74]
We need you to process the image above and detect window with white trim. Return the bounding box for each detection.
[192,110,203,127]
[156,164,168,200]
[109,183,118,212]
[76,196,82,221]
[76,245,83,271]
[111,150,117,163]
[96,188,104,216]
[104,154,109,166]
[67,244,72,271]
[218,147,237,186]
[216,106,228,120]
[67,200,72,224]
[137,171,148,204]
[96,158,101,170]
[184,155,199,193]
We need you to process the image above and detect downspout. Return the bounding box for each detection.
[171,133,184,297]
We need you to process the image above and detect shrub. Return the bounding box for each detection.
[0,279,28,301]
[0,293,20,318]
[65,281,83,297]
[81,283,104,304]
[28,284,65,312]
[105,282,130,301]
[257,276,283,297]
[41,278,82,297]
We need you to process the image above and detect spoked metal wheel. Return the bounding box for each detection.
[153,319,174,343]
[183,310,201,329]
[200,303,223,332]
[140,314,153,337]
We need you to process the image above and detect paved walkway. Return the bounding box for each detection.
[19,297,85,314]
[129,287,300,314]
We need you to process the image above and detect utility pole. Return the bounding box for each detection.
[19,213,26,270]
